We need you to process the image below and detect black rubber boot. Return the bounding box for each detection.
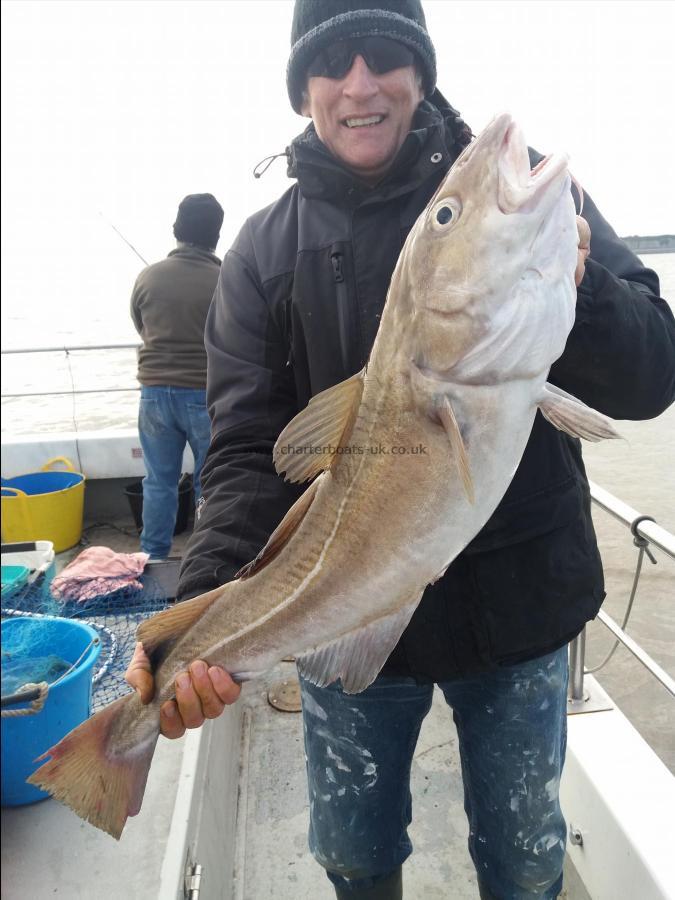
[332,866,403,900]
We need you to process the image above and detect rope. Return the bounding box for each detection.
[48,637,100,688]
[252,151,287,179]
[1,636,100,717]
[586,515,658,674]
[1,682,49,717]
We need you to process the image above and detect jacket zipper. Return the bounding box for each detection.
[283,295,294,368]
[331,251,351,375]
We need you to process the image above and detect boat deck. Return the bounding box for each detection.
[2,505,672,898]
[1,660,588,900]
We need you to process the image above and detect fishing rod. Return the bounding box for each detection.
[98,211,149,265]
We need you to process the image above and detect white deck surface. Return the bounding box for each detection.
[1,657,590,899]
[1,733,185,898]
[3,513,666,899]
[231,664,587,900]
[234,663,479,899]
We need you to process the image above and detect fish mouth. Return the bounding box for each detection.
[497,116,569,214]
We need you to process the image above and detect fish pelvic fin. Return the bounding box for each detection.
[236,473,324,580]
[538,383,621,442]
[26,693,158,840]
[136,586,224,661]
[296,596,421,694]
[273,369,365,483]
[438,397,475,503]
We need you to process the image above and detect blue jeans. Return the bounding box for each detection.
[138,385,211,559]
[300,647,568,899]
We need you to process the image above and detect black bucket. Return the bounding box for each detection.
[124,474,193,535]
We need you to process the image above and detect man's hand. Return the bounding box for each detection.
[575,215,591,287]
[125,642,241,740]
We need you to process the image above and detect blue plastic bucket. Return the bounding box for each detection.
[1,616,101,806]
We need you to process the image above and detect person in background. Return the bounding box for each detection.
[127,2,675,898]
[130,193,224,561]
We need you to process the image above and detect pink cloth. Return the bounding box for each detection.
[51,546,150,602]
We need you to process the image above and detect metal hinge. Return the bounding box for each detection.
[184,862,203,899]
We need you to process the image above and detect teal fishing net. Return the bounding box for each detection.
[1,566,174,712]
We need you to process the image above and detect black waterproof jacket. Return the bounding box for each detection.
[178,96,675,681]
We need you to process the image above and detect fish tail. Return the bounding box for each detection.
[26,693,158,840]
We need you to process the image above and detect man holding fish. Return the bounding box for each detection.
[98,1,675,896]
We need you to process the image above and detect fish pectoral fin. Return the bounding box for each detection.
[537,383,621,441]
[296,596,421,695]
[235,473,324,580]
[136,587,224,660]
[273,369,365,483]
[437,397,475,503]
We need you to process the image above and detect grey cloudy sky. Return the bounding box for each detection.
[1,0,673,345]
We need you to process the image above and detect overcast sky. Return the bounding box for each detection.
[1,0,674,346]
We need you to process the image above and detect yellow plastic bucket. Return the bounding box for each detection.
[1,457,85,553]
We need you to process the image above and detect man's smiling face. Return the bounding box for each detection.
[301,53,424,184]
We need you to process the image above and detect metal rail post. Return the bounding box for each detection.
[568,628,587,702]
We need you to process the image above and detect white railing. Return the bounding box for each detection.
[569,482,675,703]
[1,342,141,398]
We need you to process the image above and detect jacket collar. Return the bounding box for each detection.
[286,92,467,205]
[167,245,221,264]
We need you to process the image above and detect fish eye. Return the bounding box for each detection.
[431,198,461,231]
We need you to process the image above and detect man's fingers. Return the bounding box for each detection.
[188,661,241,718]
[130,669,155,705]
[173,670,207,729]
[575,246,590,287]
[160,700,186,739]
[189,661,226,720]
[125,641,155,704]
[129,650,241,736]
[577,215,591,250]
[207,665,242,705]
[575,216,591,286]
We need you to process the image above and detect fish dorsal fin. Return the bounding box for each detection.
[273,369,366,483]
[296,596,422,694]
[235,473,325,580]
[538,383,620,442]
[136,587,224,659]
[438,397,475,503]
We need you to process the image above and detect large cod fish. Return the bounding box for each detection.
[28,113,618,838]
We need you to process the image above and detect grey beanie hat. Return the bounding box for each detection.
[173,193,224,249]
[287,0,437,114]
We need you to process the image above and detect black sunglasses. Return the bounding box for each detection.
[307,37,415,81]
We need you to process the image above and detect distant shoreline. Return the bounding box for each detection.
[621,235,675,254]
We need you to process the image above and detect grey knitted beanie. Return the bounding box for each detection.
[287,0,437,113]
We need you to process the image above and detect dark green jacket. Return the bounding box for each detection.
[130,245,221,388]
